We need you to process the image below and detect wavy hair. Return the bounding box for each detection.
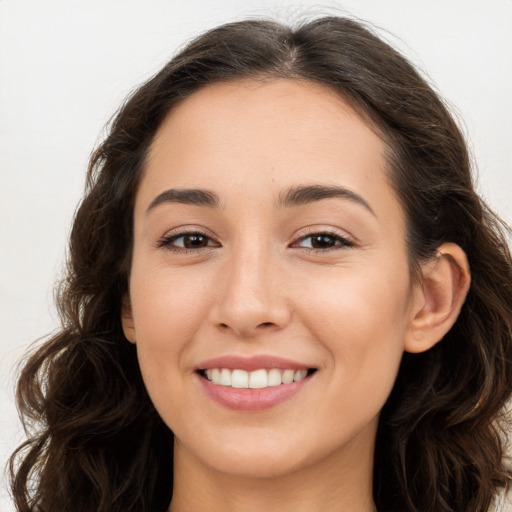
[10,16,512,512]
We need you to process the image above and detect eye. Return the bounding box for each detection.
[292,232,354,251]
[158,231,220,251]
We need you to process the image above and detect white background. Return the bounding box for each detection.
[1,1,511,510]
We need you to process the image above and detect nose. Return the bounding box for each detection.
[209,245,291,338]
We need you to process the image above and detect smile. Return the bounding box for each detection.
[201,368,312,389]
[196,356,317,411]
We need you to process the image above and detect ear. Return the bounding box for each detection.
[121,296,137,344]
[405,243,471,353]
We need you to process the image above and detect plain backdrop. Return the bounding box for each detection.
[1,1,511,510]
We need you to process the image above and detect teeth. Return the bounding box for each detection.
[267,368,282,387]
[204,368,311,388]
[231,369,249,388]
[282,369,295,384]
[294,369,308,382]
[249,369,268,388]
[219,369,231,386]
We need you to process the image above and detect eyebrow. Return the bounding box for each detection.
[146,188,220,213]
[277,184,376,216]
[146,184,375,216]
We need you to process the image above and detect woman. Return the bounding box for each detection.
[9,16,512,512]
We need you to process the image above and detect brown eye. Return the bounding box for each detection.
[309,235,338,249]
[158,232,219,250]
[294,232,354,250]
[180,234,209,248]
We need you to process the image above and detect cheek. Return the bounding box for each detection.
[301,260,410,330]
[298,263,410,383]
[128,263,213,403]
[130,262,212,344]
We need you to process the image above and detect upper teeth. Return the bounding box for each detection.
[204,368,309,388]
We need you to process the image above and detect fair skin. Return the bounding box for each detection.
[122,79,470,512]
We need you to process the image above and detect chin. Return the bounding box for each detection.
[175,426,316,479]
[206,449,312,480]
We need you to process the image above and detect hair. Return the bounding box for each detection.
[9,15,512,512]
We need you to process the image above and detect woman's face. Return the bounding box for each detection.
[124,79,422,479]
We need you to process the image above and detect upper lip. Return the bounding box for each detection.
[196,354,314,372]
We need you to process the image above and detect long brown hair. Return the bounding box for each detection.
[10,16,512,512]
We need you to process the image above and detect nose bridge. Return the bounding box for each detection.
[212,236,289,335]
[230,240,271,302]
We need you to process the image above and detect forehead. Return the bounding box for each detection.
[148,78,383,168]
[140,79,400,224]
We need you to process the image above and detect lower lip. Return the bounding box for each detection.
[197,373,311,411]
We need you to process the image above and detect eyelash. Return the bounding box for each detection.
[157,229,355,254]
[157,229,219,253]
[291,229,355,252]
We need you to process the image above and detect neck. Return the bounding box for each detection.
[169,429,377,512]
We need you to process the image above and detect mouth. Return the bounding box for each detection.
[195,355,318,410]
[197,367,317,389]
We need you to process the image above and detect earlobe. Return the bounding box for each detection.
[121,296,137,344]
[405,243,471,354]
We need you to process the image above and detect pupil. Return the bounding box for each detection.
[312,235,335,248]
[184,235,207,248]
